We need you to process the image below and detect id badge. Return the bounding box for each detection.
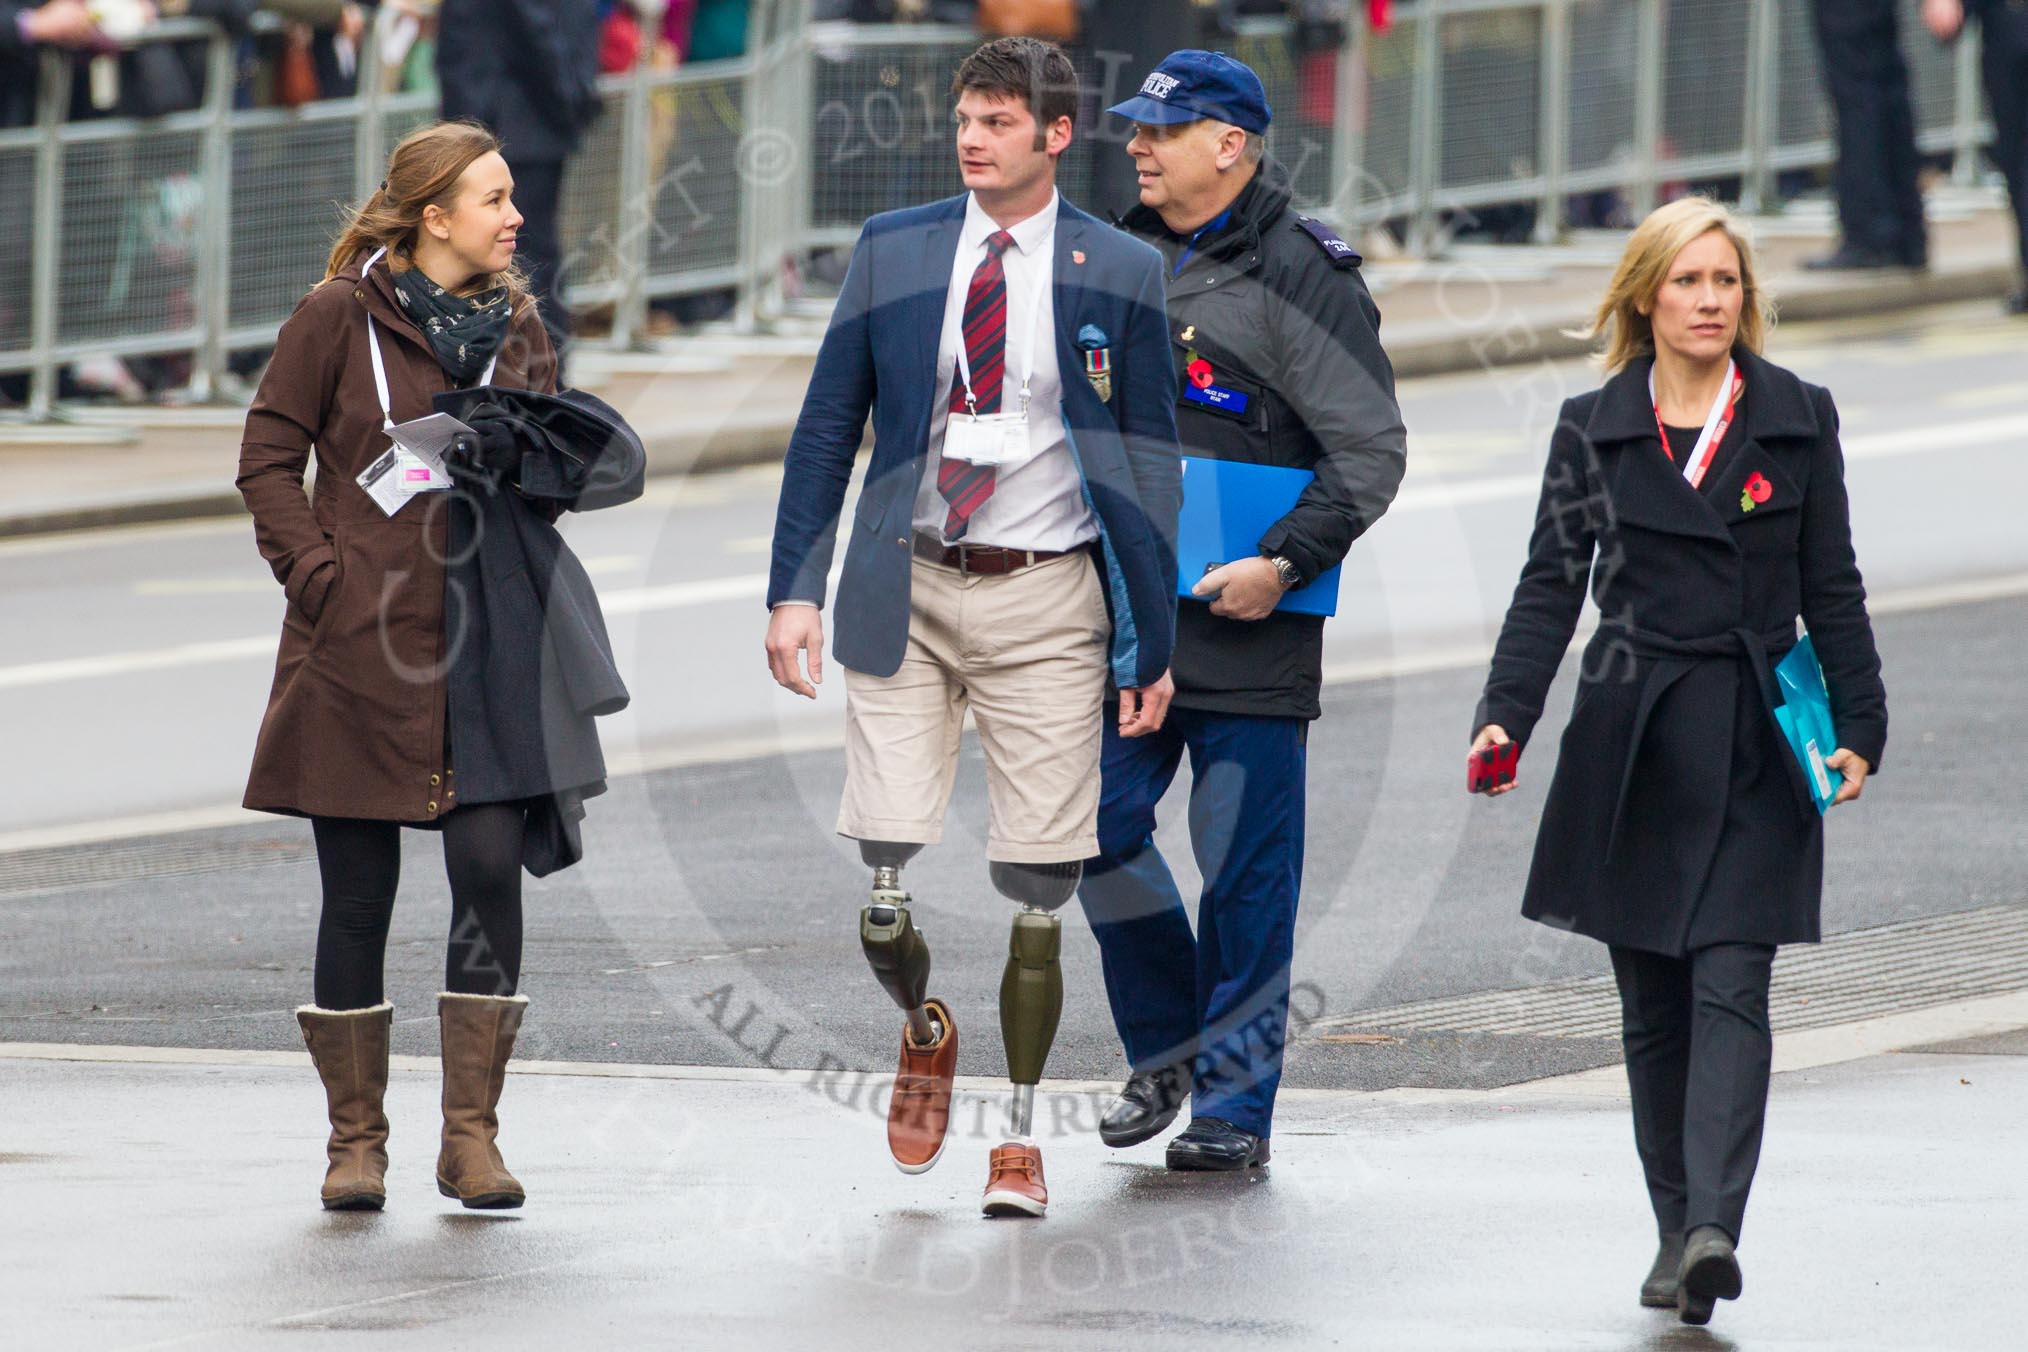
[391,447,450,494]
[942,411,1028,467]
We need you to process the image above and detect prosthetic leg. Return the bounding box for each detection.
[858,842,959,1174]
[983,859,1080,1219]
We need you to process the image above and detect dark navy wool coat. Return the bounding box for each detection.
[1476,346,1888,954]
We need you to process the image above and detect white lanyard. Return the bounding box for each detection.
[360,246,498,432]
[952,237,1052,417]
[1648,358,1740,490]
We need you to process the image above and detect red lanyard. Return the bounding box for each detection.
[1653,366,1745,490]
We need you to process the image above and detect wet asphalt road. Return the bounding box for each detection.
[0,591,2015,1092]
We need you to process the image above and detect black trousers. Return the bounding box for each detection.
[1976,1,2028,278]
[1812,0,1928,260]
[511,157,571,371]
[310,805,527,1011]
[1609,942,1777,1244]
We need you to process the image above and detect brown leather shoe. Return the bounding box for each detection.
[981,1141,1048,1218]
[296,1002,393,1211]
[888,997,957,1174]
[435,992,527,1209]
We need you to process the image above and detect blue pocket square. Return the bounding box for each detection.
[1077,324,1109,351]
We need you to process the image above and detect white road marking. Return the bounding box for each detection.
[1940,381,2028,410]
[0,636,277,690]
[133,578,273,596]
[7,572,2025,856]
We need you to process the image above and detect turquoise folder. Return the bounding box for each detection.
[1174,456,1343,618]
[1772,632,1840,815]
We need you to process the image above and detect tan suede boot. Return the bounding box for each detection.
[435,992,527,1209]
[295,1002,393,1211]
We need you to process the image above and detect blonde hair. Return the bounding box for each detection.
[324,120,530,306]
[1585,196,1773,373]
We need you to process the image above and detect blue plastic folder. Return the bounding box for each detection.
[1772,633,1840,815]
[1175,456,1342,617]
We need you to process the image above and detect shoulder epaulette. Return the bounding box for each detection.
[1293,216,1362,270]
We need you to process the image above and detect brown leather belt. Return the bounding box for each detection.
[911,532,1075,576]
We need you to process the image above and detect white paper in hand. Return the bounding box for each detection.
[355,413,475,516]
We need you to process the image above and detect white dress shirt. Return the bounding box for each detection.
[911,190,1098,552]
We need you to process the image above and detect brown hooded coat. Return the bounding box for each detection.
[237,253,557,824]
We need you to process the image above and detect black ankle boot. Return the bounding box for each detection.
[1640,1231,1684,1308]
[1676,1224,1742,1325]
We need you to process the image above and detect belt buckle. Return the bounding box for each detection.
[954,543,972,576]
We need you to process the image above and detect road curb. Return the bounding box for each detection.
[1,265,2017,541]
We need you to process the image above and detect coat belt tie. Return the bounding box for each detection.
[1592,621,1813,859]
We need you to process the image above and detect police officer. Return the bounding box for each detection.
[1076,51,1406,1170]
[1924,0,2028,313]
[1806,0,1929,270]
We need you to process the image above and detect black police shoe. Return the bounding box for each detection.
[1098,1063,1189,1148]
[1802,244,1905,271]
[2004,289,2028,317]
[1165,1117,1270,1171]
[1676,1224,1743,1326]
[1640,1231,1684,1309]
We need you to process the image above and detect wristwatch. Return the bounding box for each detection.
[1263,553,1301,590]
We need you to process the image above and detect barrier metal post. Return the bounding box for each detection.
[736,0,807,332]
[733,38,765,331]
[1632,0,1663,215]
[1408,0,1442,254]
[1535,0,1571,244]
[1740,0,1777,213]
[1950,18,1983,188]
[609,48,655,350]
[26,49,70,423]
[1329,8,1368,229]
[353,6,390,206]
[192,28,236,403]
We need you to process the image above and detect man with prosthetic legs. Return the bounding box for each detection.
[860,845,1080,1210]
[765,38,1181,1217]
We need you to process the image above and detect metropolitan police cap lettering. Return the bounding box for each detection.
[1106,50,1273,134]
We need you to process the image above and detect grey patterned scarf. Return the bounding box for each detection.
[391,264,510,385]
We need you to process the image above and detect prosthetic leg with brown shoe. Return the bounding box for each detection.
[297,1002,394,1211]
[859,842,959,1173]
[436,991,527,1209]
[982,860,1077,1219]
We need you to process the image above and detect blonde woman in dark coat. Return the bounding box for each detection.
[1471,198,1887,1325]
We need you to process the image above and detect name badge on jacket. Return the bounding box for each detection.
[943,411,1029,467]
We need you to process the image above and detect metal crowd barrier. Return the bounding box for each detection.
[0,0,1993,422]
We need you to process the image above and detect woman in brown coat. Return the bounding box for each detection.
[238,121,558,1214]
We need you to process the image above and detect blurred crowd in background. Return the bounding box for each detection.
[0,1,1372,127]
[2,0,2021,408]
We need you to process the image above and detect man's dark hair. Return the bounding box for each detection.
[950,37,1080,149]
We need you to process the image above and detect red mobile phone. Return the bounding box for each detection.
[1468,741,1520,794]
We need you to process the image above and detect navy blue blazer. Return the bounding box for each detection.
[767,194,1182,690]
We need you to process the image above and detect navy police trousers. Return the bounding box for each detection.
[1077,707,1306,1139]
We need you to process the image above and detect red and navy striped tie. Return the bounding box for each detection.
[939,229,1016,541]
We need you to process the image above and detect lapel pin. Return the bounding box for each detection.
[1180,325,1195,343]
[1071,250,1086,265]
[1741,471,1772,513]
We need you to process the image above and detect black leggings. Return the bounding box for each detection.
[310,804,527,1010]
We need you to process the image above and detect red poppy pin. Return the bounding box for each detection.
[1741,471,1772,512]
[1187,357,1215,390]
[1072,250,1086,265]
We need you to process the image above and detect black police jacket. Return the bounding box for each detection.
[1120,159,1406,720]
[437,0,601,165]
